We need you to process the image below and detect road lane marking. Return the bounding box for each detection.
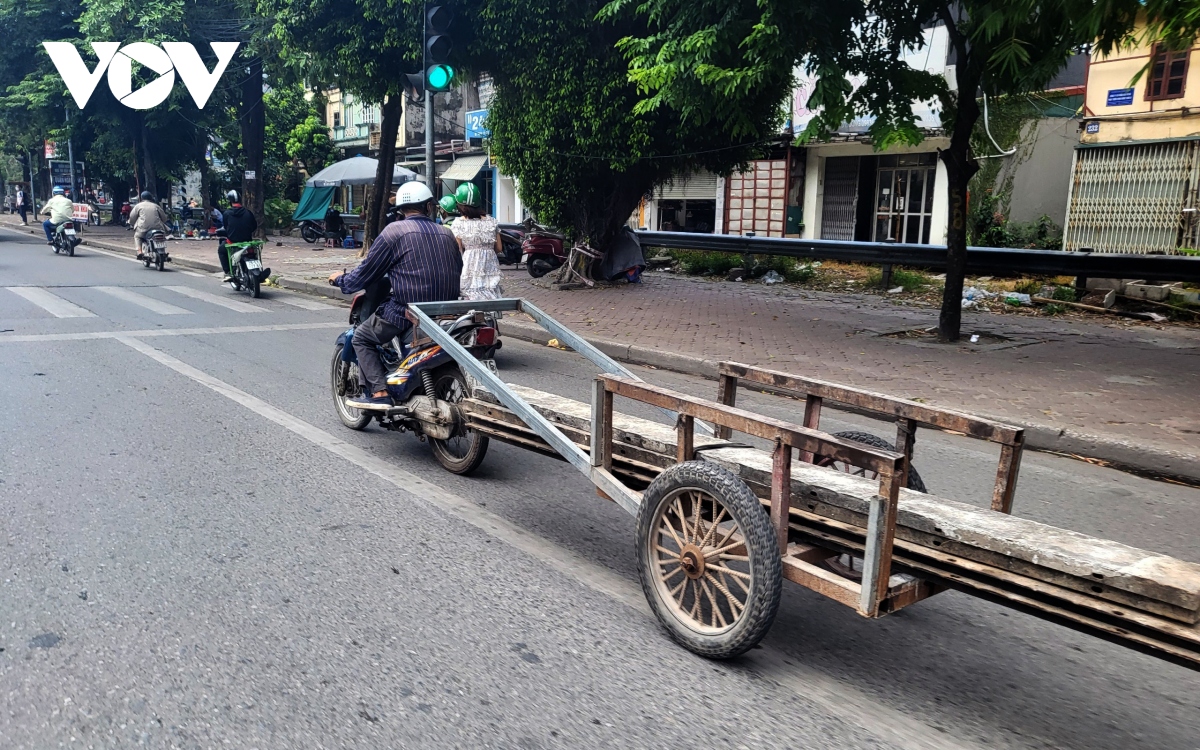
[0,321,344,344]
[5,287,97,318]
[164,285,269,313]
[113,334,982,750]
[180,270,207,278]
[93,286,192,315]
[273,293,337,310]
[77,244,141,264]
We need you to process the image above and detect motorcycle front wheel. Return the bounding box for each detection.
[331,344,372,430]
[301,225,320,243]
[429,365,488,475]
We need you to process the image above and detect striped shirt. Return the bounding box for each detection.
[338,215,462,328]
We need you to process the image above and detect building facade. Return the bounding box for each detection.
[1068,25,1200,254]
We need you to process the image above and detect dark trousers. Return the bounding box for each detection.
[17,206,27,223]
[218,240,230,274]
[352,313,405,394]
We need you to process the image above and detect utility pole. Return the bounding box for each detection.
[65,108,78,202]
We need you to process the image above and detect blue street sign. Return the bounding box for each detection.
[1086,121,1100,134]
[466,109,490,140]
[1106,88,1135,107]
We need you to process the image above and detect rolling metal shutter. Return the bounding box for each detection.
[656,170,719,200]
[1065,141,1200,254]
[820,156,860,241]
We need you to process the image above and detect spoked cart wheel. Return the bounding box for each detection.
[636,461,781,659]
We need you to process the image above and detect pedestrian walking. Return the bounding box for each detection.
[16,187,29,225]
[449,183,503,302]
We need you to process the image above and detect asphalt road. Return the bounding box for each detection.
[2,229,1198,749]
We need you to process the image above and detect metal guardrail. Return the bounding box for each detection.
[632,231,1200,283]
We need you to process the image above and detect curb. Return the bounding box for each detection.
[498,319,1200,485]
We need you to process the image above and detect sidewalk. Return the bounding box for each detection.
[7,215,1198,481]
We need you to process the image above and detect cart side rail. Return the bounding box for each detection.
[717,362,1026,514]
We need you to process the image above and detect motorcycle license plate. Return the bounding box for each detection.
[153,242,165,250]
[64,229,76,236]
[520,254,529,263]
[245,259,262,270]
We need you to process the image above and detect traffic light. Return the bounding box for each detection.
[424,5,455,92]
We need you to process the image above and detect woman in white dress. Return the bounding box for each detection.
[449,183,504,301]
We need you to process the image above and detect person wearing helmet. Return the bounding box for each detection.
[437,194,458,226]
[449,183,503,302]
[127,191,170,257]
[40,186,75,245]
[328,180,462,410]
[219,190,258,281]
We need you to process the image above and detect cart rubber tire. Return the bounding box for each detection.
[636,461,781,660]
[428,365,489,475]
[817,431,927,492]
[331,345,372,430]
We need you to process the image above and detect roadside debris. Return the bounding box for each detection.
[761,270,784,284]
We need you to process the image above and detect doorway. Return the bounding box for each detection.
[872,153,937,243]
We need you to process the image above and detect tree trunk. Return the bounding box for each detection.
[140,123,157,198]
[199,158,211,229]
[240,54,266,239]
[365,94,404,247]
[110,178,129,223]
[936,33,981,342]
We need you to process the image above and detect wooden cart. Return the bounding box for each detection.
[409,299,1200,668]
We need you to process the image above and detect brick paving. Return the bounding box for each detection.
[6,214,1197,460]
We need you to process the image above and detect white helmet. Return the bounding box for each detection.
[395,180,434,207]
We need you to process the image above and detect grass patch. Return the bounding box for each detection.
[666,250,817,283]
[1050,285,1076,302]
[865,267,933,291]
[1042,303,1066,315]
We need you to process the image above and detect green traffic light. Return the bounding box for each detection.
[426,64,455,90]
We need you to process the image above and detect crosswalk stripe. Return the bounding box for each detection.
[93,286,193,315]
[163,285,269,314]
[274,293,337,310]
[5,287,97,318]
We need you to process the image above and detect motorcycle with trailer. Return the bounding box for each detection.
[330,280,502,474]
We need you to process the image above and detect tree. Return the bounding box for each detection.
[609,0,1200,340]
[471,0,786,260]
[286,114,334,174]
[260,0,422,243]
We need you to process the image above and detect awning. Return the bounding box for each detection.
[292,186,335,221]
[441,154,489,181]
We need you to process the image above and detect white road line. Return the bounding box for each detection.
[5,287,97,318]
[179,270,207,278]
[80,244,141,264]
[273,293,336,310]
[113,334,981,750]
[0,321,344,344]
[93,286,192,315]
[164,285,269,314]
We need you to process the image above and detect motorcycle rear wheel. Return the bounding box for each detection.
[332,345,372,430]
[67,242,74,257]
[156,255,165,271]
[301,225,320,243]
[528,257,558,278]
[429,365,488,475]
[248,276,261,298]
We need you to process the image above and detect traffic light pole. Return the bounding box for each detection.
[425,92,435,194]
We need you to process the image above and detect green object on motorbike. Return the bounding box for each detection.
[454,183,481,207]
[438,195,459,214]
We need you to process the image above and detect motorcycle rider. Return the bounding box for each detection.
[127,191,170,258]
[219,190,258,282]
[40,186,74,245]
[327,181,462,411]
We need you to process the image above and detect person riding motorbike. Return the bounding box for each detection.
[127,191,171,258]
[40,186,74,245]
[219,190,258,282]
[327,181,463,411]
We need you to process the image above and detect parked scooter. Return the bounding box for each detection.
[216,230,271,298]
[330,282,501,475]
[519,218,568,278]
[498,225,524,266]
[297,218,324,243]
[51,221,80,257]
[139,229,171,271]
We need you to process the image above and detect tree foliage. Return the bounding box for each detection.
[610,0,1200,338]
[472,0,785,254]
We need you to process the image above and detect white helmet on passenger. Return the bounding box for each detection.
[395,181,434,208]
